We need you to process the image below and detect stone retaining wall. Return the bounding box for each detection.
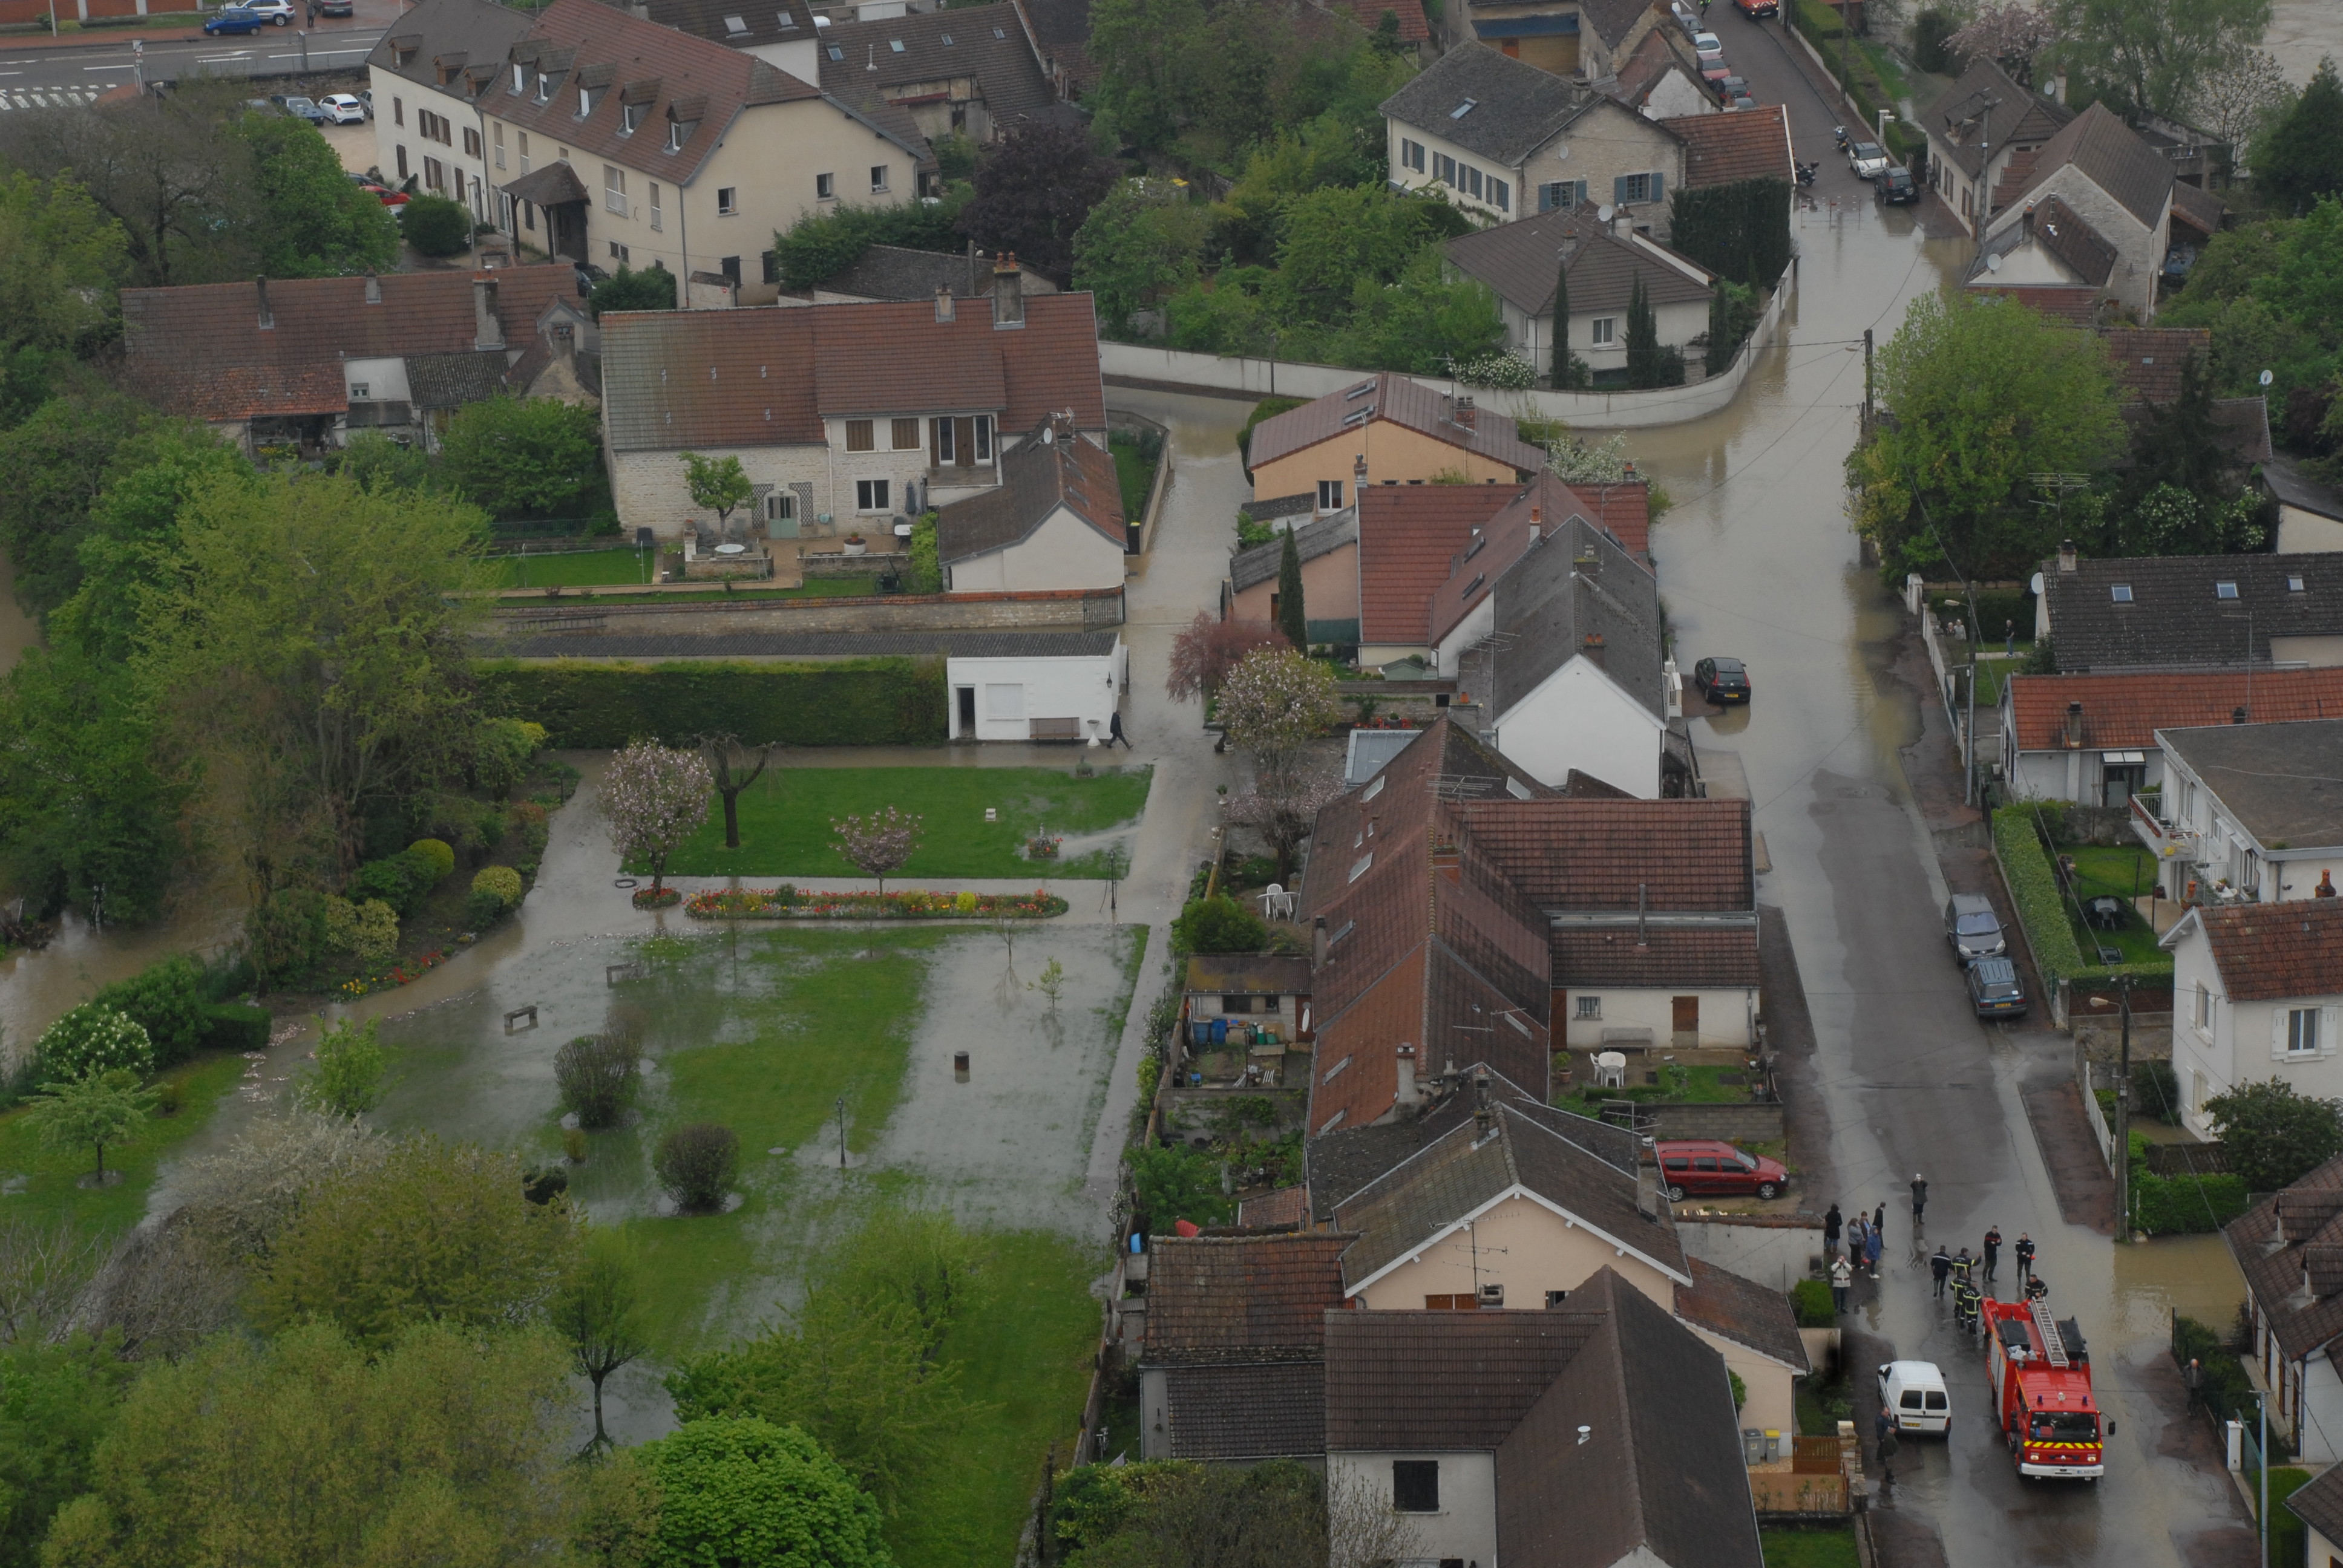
[489,586,1124,640]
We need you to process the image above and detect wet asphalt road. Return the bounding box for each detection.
[1635,18,2258,1563]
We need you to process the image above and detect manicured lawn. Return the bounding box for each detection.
[656,765,1152,880]
[1563,1063,1752,1108]
[489,547,652,587]
[1968,649,2032,705]
[2057,843,2173,969]
[1761,1526,1860,1568]
[1109,433,1159,526]
[0,1052,249,1235]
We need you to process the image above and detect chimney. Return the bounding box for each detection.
[473,275,503,351]
[1454,396,1476,430]
[1472,1068,1493,1139]
[255,275,273,330]
[2235,705,2250,725]
[1312,915,1329,967]
[2057,539,2078,574]
[1396,1044,1417,1114]
[1354,452,1368,494]
[991,253,1024,327]
[1636,1135,1659,1218]
[2065,701,2083,747]
[363,270,382,305]
[934,286,955,324]
[1582,631,1606,665]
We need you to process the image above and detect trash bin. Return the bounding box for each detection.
[1210,1019,1227,1045]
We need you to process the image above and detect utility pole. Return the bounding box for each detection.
[1863,327,1873,432]
[2114,975,2132,1239]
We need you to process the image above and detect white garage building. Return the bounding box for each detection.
[948,632,1127,743]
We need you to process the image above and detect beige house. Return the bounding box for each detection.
[2268,456,2343,555]
[367,0,534,221]
[1916,56,2074,238]
[1966,103,2176,323]
[935,415,1127,593]
[1226,509,1362,644]
[480,0,931,298]
[1444,206,1713,385]
[1247,372,1543,507]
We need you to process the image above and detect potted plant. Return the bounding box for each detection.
[842,534,868,557]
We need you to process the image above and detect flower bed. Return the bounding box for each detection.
[683,886,1069,921]
[632,887,684,909]
[338,949,452,1000]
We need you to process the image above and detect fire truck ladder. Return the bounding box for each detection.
[2029,1296,2068,1368]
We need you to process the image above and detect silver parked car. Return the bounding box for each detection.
[1944,893,2007,965]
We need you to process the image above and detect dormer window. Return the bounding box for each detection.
[535,71,556,103]
[621,102,644,133]
[577,84,600,117]
[511,63,527,93]
[2217,580,2240,599]
[2110,584,2133,603]
[667,118,695,151]
[723,12,747,30]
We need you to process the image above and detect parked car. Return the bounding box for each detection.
[1879,1362,1951,1435]
[318,0,353,13]
[1692,655,1751,703]
[204,9,267,34]
[1656,1140,1788,1201]
[1714,73,1748,102]
[1848,140,1890,179]
[1878,166,1918,203]
[1728,91,1758,110]
[1671,1,1701,31]
[1735,0,1780,14]
[1967,956,2029,1019]
[1700,57,1734,91]
[318,93,369,123]
[234,0,295,21]
[1943,893,2006,963]
[279,96,328,123]
[1692,28,1722,50]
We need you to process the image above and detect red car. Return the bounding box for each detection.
[1656,1139,1788,1201]
[1735,0,1778,15]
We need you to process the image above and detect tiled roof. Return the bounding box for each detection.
[1485,512,1666,724]
[1161,1361,1326,1459]
[1578,0,1659,47]
[497,0,829,188]
[2005,668,2343,752]
[632,0,818,56]
[2226,1154,2343,1363]
[1444,209,1712,322]
[500,160,592,206]
[1142,1234,1352,1361]
[1378,44,1586,165]
[2289,1462,2343,1551]
[1426,476,1616,647]
[1230,508,1356,594]
[1974,284,2102,324]
[1676,1256,1808,1370]
[819,245,1049,301]
[1249,372,1544,477]
[2041,552,2343,671]
[1991,148,2040,210]
[1918,57,2073,183]
[2268,454,2343,523]
[2189,900,2343,1003]
[1671,105,1793,187]
[1236,1185,1309,1229]
[934,421,1124,562]
[2035,195,2118,287]
[2171,178,2226,237]
[1997,100,2174,231]
[1317,0,1429,45]
[120,266,580,423]
[1550,924,1760,987]
[1185,955,1314,995]
[2105,327,2211,402]
[2160,719,2343,851]
[817,4,1055,123]
[1355,483,1518,643]
[598,292,1104,451]
[1334,1103,1688,1292]
[1466,797,1754,910]
[364,0,534,97]
[405,349,511,408]
[1323,1304,1604,1450]
[1306,1071,1634,1210]
[1607,25,1700,109]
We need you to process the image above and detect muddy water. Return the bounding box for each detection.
[2265,0,2343,86]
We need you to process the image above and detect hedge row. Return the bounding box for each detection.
[1991,808,2167,989]
[476,658,948,748]
[1790,0,1922,163]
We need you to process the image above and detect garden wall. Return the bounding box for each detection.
[1674,1212,1825,1295]
[476,658,948,746]
[488,585,1124,641]
[1647,1102,1786,1142]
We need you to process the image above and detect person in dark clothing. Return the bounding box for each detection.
[1982,1226,2002,1282]
[1930,1245,1952,1298]
[1950,1247,1974,1292]
[1865,1224,1883,1279]
[1953,1280,1981,1334]
[1873,1201,1886,1239]
[1910,1174,1928,1227]
[2025,1272,2049,1302]
[1108,710,1131,748]
[2015,1232,2036,1281]
[1824,1202,1842,1252]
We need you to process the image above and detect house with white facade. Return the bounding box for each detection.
[368,0,536,221]
[2135,719,2343,906]
[2286,1461,2343,1566]
[2166,898,2343,1138]
[1443,206,1714,386]
[2267,456,2343,556]
[1604,24,1711,120]
[944,631,1125,742]
[2035,546,2343,671]
[2224,1154,2343,1465]
[1916,56,2074,238]
[2001,669,2343,806]
[935,415,1126,593]
[597,275,1104,538]
[1965,102,2176,323]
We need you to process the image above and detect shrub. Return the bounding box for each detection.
[654,1122,739,1212]
[407,839,456,884]
[90,955,208,1068]
[202,1003,272,1054]
[300,1019,386,1118]
[471,865,523,908]
[1791,1277,1835,1327]
[640,1417,891,1568]
[247,887,331,986]
[324,896,401,961]
[36,1004,155,1082]
[1913,4,1960,71]
[401,193,472,256]
[1130,1143,1231,1229]
[2129,1165,2250,1234]
[473,717,548,800]
[556,1030,644,1131]
[464,889,505,929]
[1172,895,1268,954]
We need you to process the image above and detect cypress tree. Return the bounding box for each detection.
[1550,250,1571,390]
[1276,523,1308,650]
[1625,275,1659,389]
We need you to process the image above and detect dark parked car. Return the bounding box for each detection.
[1944,893,2007,964]
[1967,956,2028,1018]
[1714,73,1748,103]
[1693,656,1751,703]
[1878,166,1918,203]
[203,8,266,33]
[1657,1140,1789,1201]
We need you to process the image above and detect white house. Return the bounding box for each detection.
[945,632,1126,743]
[1443,206,1714,387]
[2268,456,2343,556]
[1916,56,2074,238]
[2135,719,2343,906]
[1966,102,2175,323]
[2000,670,2343,807]
[2285,1458,2343,1562]
[2223,1155,2343,1465]
[368,0,535,221]
[935,416,1127,594]
[2165,897,2343,1137]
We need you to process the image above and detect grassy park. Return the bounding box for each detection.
[0,1051,248,1235]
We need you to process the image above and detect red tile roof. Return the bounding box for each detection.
[1357,484,1518,644]
[2194,899,2343,1002]
[1467,798,1754,910]
[1248,372,1545,475]
[1550,924,1760,987]
[2105,327,2211,402]
[1975,285,2102,324]
[2007,669,2343,752]
[120,266,580,423]
[600,292,1104,451]
[1236,1185,1309,1228]
[1142,1234,1353,1359]
[1671,105,1794,187]
[1317,0,1429,44]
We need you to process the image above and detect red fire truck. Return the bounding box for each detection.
[1983,1293,2108,1479]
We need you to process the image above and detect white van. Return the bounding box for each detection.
[1879,1361,1951,1435]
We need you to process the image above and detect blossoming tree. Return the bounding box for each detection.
[600,741,712,903]
[831,806,923,895]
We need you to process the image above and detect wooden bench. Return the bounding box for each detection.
[1028,717,1084,742]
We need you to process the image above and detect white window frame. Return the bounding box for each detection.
[649,181,663,231]
[1317,479,1344,509]
[870,163,890,193]
[493,122,505,169]
[1590,316,1619,347]
[2281,1007,2332,1057]
[603,165,628,216]
[718,186,738,214]
[621,101,645,135]
[855,477,891,513]
[1576,995,1601,1019]
[816,172,835,200]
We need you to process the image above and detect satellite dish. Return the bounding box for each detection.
[2261,368,2276,387]
[2030,572,2044,596]
[1041,427,1055,445]
[1555,145,1570,160]
[1985,253,2002,272]
[1596,204,1615,222]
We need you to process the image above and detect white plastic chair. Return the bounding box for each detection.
[1256,883,1296,921]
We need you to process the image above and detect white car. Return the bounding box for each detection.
[1848,140,1890,179]
[1693,29,1722,50]
[318,93,369,123]
[234,0,295,21]
[1879,1361,1951,1435]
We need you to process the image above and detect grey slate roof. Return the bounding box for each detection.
[1918,56,2073,183]
[934,422,1125,563]
[1161,1361,1326,1460]
[366,0,536,96]
[1996,100,2174,231]
[2267,454,2343,523]
[1230,508,1356,593]
[405,350,511,409]
[2042,552,2343,671]
[816,3,1054,123]
[500,160,593,206]
[2158,719,2343,851]
[1304,1067,1627,1213]
[1445,207,1712,319]
[1325,1305,1604,1450]
[485,628,1121,659]
[1485,515,1665,722]
[631,0,818,55]
[819,244,1054,301]
[1379,44,1586,166]
[2291,1461,2343,1552]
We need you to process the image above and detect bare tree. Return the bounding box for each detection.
[831,806,923,895]
[74,1218,240,1361]
[1166,613,1288,704]
[2190,49,2292,162]
[169,1110,388,1265]
[1326,1462,1421,1568]
[0,1217,105,1345]
[698,732,778,851]
[1225,761,1345,884]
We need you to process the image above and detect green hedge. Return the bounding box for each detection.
[1668,178,1792,290]
[202,1003,272,1055]
[2174,1315,2293,1462]
[1791,1,1922,163]
[1991,808,2168,989]
[476,658,948,747]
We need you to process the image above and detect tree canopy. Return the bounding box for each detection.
[2204,1079,2343,1194]
[640,1417,893,1568]
[2043,0,2273,121]
[440,396,605,521]
[2253,56,2343,217]
[963,123,1121,278]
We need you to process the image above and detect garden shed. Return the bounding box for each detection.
[945,632,1127,742]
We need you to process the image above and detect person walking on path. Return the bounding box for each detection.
[1824,1202,1843,1257]
[1865,1223,1884,1279]
[1910,1174,1928,1229]
[1983,1226,2002,1283]
[1108,710,1132,749]
[1832,1253,1853,1313]
[1873,1201,1886,1242]
[2016,1232,2036,1281]
[1930,1244,1952,1298]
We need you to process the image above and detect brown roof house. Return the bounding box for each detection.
[120,265,592,458]
[1916,57,2074,237]
[2166,889,2343,1154]
[1603,24,1712,120]
[627,0,821,79]
[812,5,1055,145]
[1445,206,1715,388]
[1458,0,1671,87]
[1999,668,2343,806]
[597,273,1104,540]
[1136,1233,1350,1462]
[2224,1153,2343,1463]
[1245,372,1543,508]
[1323,1270,1766,1568]
[934,414,1126,592]
[1965,102,2178,322]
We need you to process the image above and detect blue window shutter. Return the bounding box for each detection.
[1651,171,1665,204]
[1575,179,1588,207]
[1613,175,1629,205]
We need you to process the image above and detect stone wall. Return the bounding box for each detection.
[1674,1212,1825,1295]
[488,586,1124,643]
[1645,1102,1787,1143]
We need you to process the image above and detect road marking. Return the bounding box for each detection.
[0,85,100,108]
[84,64,136,71]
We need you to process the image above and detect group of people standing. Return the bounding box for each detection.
[1823,1199,1889,1308]
[1822,1175,2043,1318]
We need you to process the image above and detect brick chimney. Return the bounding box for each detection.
[1396,1044,1417,1115]
[2235,705,2250,725]
[255,275,273,330]
[363,270,381,305]
[934,286,955,324]
[2058,539,2078,573]
[1454,395,1476,430]
[1353,452,1368,494]
[991,253,1024,327]
[473,275,503,351]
